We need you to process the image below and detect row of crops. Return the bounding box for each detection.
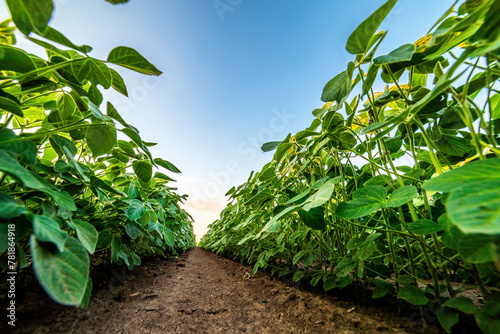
[0,0,196,308]
[200,0,500,332]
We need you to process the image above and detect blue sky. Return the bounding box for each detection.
[1,0,453,239]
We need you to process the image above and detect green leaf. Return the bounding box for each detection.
[0,96,23,117]
[154,172,175,182]
[408,219,444,235]
[110,236,122,262]
[121,127,153,162]
[118,140,136,156]
[57,93,77,120]
[72,220,98,254]
[0,192,26,219]
[261,141,282,152]
[80,277,93,309]
[163,228,175,246]
[109,68,128,96]
[372,279,394,298]
[336,186,387,219]
[423,159,500,193]
[373,44,416,65]
[107,46,162,76]
[40,26,92,53]
[334,256,357,277]
[346,237,364,250]
[298,207,326,230]
[261,205,299,234]
[237,233,255,245]
[384,186,417,208]
[0,149,44,189]
[106,0,130,3]
[475,310,500,334]
[447,181,500,235]
[397,285,430,306]
[293,250,306,264]
[435,134,470,156]
[358,241,377,261]
[33,215,67,253]
[293,271,305,282]
[127,199,146,221]
[422,159,500,234]
[30,235,89,306]
[71,58,112,89]
[107,102,129,128]
[346,0,397,54]
[321,66,353,103]
[132,160,153,183]
[125,222,139,240]
[50,135,77,158]
[154,158,181,173]
[437,308,459,334]
[443,296,478,314]
[54,160,69,173]
[302,178,338,211]
[364,175,392,187]
[6,0,54,35]
[458,234,495,264]
[85,124,117,157]
[0,45,36,73]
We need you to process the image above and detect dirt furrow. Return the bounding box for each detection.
[4,248,440,333]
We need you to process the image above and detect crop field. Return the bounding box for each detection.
[1,0,499,333]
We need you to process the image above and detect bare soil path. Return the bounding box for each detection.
[3,247,442,333]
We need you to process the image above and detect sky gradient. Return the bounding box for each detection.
[1,0,453,240]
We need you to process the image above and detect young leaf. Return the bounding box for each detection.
[30,235,89,306]
[107,46,162,76]
[346,0,397,54]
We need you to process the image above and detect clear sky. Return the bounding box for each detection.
[1,0,453,240]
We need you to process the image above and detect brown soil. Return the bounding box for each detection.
[2,247,444,333]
